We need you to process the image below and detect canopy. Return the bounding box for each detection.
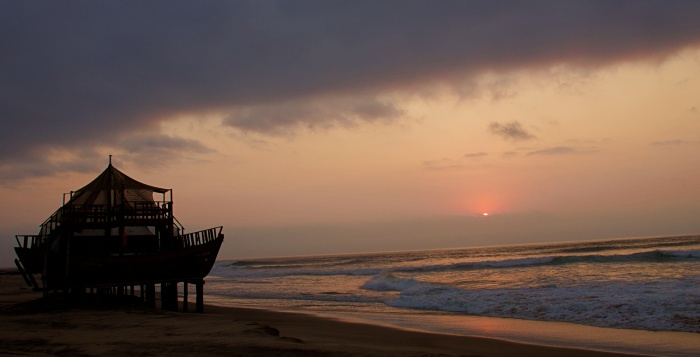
[68,163,169,207]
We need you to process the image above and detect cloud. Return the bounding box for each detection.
[525,146,599,156]
[119,135,212,155]
[489,121,536,141]
[0,149,103,184]
[649,139,700,148]
[225,97,403,135]
[649,139,687,146]
[423,151,490,170]
[464,152,489,159]
[422,158,467,171]
[527,146,576,156]
[0,134,213,183]
[118,134,214,168]
[2,1,700,176]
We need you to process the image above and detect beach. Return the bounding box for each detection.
[0,270,646,357]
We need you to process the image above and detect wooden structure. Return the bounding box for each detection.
[13,159,223,312]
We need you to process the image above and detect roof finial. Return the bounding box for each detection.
[109,155,112,166]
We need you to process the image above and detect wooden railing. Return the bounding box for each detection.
[37,201,175,238]
[122,202,172,221]
[39,207,64,241]
[178,226,222,248]
[15,235,43,249]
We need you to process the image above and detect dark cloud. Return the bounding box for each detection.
[3,1,700,178]
[118,134,214,169]
[0,134,212,183]
[489,121,536,141]
[120,135,212,155]
[0,149,103,184]
[225,97,402,135]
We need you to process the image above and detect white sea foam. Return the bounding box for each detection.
[660,249,700,258]
[208,236,700,333]
[361,273,700,333]
[213,247,699,280]
[359,271,427,291]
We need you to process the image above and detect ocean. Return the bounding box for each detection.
[205,235,700,356]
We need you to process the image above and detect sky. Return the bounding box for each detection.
[2,1,700,266]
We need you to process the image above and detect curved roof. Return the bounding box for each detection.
[68,164,169,206]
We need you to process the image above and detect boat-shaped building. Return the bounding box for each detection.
[14,160,223,312]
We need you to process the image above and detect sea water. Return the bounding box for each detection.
[205,235,700,356]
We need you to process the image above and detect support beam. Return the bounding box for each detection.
[195,280,204,313]
[146,284,156,308]
[171,282,178,312]
[161,282,178,311]
[14,259,35,288]
[182,282,188,312]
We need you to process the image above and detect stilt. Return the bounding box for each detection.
[171,282,178,312]
[146,284,156,308]
[161,282,178,311]
[195,280,204,313]
[160,283,168,310]
[182,282,188,312]
[162,283,169,310]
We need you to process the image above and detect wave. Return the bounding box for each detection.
[359,271,432,292]
[543,235,700,255]
[213,248,699,279]
[361,272,700,333]
[393,249,699,275]
[211,263,383,278]
[223,255,386,270]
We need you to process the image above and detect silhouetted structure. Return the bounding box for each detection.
[14,158,223,312]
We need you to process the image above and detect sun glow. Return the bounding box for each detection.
[482,212,489,216]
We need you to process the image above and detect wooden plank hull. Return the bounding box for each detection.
[71,234,223,287]
[15,233,223,290]
[14,246,44,274]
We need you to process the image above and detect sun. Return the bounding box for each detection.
[482,212,489,216]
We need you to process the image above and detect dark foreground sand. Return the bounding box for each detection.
[1,270,647,357]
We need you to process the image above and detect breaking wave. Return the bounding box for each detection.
[360,271,700,333]
[214,248,699,279]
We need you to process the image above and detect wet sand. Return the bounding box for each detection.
[0,270,647,356]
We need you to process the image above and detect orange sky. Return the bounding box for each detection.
[4,48,700,263]
[2,2,700,265]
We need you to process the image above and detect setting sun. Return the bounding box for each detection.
[483,213,489,216]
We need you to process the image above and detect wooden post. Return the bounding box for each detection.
[182,282,188,312]
[171,282,178,312]
[195,280,204,313]
[161,283,168,310]
[146,284,156,308]
[161,282,178,311]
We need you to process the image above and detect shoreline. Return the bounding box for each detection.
[206,296,700,357]
[205,304,648,357]
[1,270,650,357]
